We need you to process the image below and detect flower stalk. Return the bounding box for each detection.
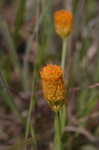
[40,64,65,150]
[61,39,67,70]
[54,9,73,130]
[54,112,62,150]
[60,38,67,130]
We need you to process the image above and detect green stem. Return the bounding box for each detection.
[60,38,67,129]
[54,112,62,150]
[61,38,67,70]
[14,0,27,44]
[25,75,37,148]
[60,106,66,130]
[25,94,34,139]
[31,123,37,150]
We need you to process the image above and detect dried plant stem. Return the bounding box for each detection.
[54,112,62,150]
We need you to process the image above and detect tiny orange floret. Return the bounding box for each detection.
[54,10,73,38]
[40,64,65,112]
[40,64,63,81]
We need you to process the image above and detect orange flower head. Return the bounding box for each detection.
[40,64,65,112]
[54,10,73,38]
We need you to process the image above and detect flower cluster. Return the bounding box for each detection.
[54,10,73,38]
[40,64,65,112]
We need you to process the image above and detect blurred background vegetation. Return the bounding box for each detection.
[0,0,99,150]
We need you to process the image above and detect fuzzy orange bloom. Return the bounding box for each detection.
[54,10,73,38]
[40,64,65,112]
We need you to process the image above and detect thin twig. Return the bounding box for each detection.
[79,111,99,124]
[71,82,99,92]
[64,126,99,143]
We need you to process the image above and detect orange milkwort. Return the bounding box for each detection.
[40,64,65,112]
[54,10,73,38]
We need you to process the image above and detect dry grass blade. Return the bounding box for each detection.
[0,71,21,120]
[67,0,86,125]
[14,0,27,44]
[22,3,50,90]
[0,17,20,73]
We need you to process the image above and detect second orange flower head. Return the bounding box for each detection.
[54,10,73,39]
[40,64,65,112]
